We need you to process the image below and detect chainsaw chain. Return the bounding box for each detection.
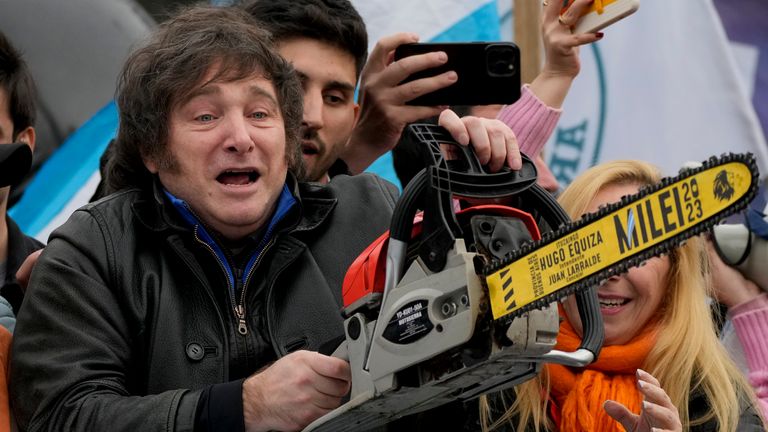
[481,153,759,320]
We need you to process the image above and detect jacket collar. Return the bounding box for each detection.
[132,173,337,235]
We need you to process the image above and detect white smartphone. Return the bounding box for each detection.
[571,0,640,34]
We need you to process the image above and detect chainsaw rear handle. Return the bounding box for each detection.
[393,124,539,272]
[407,123,539,199]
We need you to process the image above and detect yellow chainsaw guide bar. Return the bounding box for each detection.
[484,154,759,320]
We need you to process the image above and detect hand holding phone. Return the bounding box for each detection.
[568,0,640,34]
[393,42,521,106]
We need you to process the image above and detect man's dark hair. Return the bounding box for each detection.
[107,5,304,193]
[242,0,368,78]
[0,31,37,141]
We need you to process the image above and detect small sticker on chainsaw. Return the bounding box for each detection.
[382,300,433,344]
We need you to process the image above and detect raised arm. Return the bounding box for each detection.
[497,0,602,157]
[342,32,456,175]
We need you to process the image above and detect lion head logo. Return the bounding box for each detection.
[713,170,735,202]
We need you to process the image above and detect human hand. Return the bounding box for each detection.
[438,109,521,173]
[242,350,351,432]
[15,249,42,291]
[541,0,603,80]
[706,239,762,309]
[534,154,560,194]
[604,369,682,432]
[344,32,456,174]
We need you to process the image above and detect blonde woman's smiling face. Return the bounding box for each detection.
[563,182,669,345]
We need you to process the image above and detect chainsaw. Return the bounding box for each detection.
[305,124,759,431]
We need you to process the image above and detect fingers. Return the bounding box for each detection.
[384,50,454,90]
[637,369,683,431]
[15,249,42,291]
[437,110,521,172]
[603,370,683,432]
[366,32,420,71]
[542,0,562,22]
[364,32,456,94]
[393,69,457,103]
[242,351,351,431]
[438,109,469,145]
[347,32,454,166]
[570,31,604,46]
[603,399,639,431]
[504,128,522,170]
[308,353,352,398]
[558,0,595,27]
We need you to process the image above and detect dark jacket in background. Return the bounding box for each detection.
[1,216,43,315]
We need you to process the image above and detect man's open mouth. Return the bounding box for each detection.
[216,169,259,186]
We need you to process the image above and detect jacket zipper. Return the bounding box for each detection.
[193,225,242,334]
[237,237,276,335]
[194,224,280,337]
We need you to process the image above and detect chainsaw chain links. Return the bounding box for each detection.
[481,153,759,320]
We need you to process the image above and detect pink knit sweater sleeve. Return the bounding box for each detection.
[730,293,768,418]
[495,84,562,157]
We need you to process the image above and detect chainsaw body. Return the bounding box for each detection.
[305,125,604,431]
[305,125,759,431]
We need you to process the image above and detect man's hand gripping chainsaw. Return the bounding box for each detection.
[305,124,759,431]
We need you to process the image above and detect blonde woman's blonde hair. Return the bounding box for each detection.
[482,160,762,431]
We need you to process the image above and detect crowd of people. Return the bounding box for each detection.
[0,0,766,431]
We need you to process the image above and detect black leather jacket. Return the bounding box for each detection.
[10,173,398,432]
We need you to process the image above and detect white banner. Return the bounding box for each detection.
[352,0,498,49]
[545,0,768,182]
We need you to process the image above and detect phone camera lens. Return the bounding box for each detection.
[486,45,516,77]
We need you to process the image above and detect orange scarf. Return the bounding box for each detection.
[545,316,658,431]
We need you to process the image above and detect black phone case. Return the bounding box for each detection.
[394,42,521,106]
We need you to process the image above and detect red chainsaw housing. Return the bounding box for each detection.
[342,204,541,311]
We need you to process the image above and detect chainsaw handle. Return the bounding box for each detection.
[389,169,428,243]
[407,123,538,199]
[390,124,539,273]
[535,287,602,367]
[573,286,604,358]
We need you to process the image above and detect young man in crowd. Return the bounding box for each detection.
[244,0,600,189]
[9,6,518,431]
[243,0,523,183]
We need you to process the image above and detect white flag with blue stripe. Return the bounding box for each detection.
[543,0,768,183]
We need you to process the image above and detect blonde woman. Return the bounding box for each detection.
[483,160,765,431]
